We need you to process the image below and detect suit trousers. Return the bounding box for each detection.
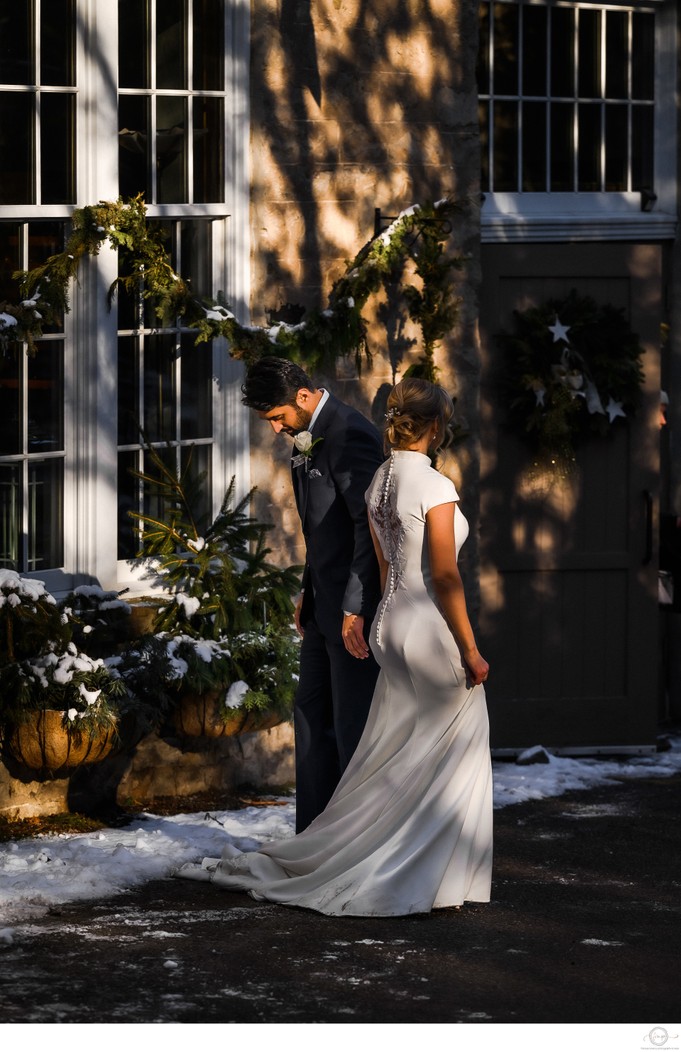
[293,617,380,833]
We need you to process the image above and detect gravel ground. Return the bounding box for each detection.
[0,773,679,1024]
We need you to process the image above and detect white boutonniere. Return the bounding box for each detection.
[292,431,324,470]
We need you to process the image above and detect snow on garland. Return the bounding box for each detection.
[0,194,464,377]
[499,289,645,469]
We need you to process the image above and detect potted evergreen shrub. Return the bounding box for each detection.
[0,571,128,773]
[123,445,301,738]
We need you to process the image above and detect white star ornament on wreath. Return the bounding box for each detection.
[548,316,571,344]
[605,398,626,423]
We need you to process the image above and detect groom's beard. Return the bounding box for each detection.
[282,406,313,436]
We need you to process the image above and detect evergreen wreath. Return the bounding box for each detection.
[498,289,645,468]
[0,195,464,378]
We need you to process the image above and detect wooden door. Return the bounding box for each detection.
[478,243,662,753]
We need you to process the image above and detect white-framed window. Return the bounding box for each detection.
[0,222,68,576]
[116,3,225,569]
[477,0,677,241]
[0,0,251,593]
[0,0,76,584]
[118,0,226,206]
[0,0,77,206]
[116,220,216,562]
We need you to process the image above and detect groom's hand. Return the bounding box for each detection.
[342,613,369,659]
[294,594,305,637]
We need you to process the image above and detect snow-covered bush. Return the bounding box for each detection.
[58,585,132,659]
[0,569,68,665]
[0,571,126,735]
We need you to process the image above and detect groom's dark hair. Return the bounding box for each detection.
[241,356,317,412]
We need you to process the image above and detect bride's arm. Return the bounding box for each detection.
[369,519,389,594]
[426,502,489,686]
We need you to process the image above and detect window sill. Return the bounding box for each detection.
[481,192,677,243]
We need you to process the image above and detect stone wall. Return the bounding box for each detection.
[248,0,483,609]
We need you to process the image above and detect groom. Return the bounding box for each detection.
[241,357,383,831]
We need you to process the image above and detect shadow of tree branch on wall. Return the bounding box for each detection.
[250,0,480,332]
[248,0,482,560]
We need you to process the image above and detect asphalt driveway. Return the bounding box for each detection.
[1,772,679,1024]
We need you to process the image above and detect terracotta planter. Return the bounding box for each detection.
[6,710,118,773]
[174,690,284,738]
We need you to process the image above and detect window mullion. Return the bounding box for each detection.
[35,0,41,87]
[175,221,182,448]
[517,2,523,192]
[546,4,551,192]
[20,222,29,569]
[175,335,182,461]
[187,95,194,204]
[20,222,29,464]
[187,6,194,203]
[150,1,158,203]
[572,8,578,192]
[150,1,157,91]
[35,0,41,206]
[27,461,36,571]
[137,332,145,530]
[627,10,633,192]
[138,334,145,441]
[21,401,28,572]
[599,8,606,191]
[489,3,495,192]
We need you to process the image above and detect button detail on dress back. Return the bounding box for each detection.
[369,451,405,644]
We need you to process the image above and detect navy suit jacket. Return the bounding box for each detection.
[292,393,384,640]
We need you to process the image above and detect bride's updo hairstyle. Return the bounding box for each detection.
[384,378,455,455]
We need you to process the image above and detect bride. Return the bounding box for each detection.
[179,378,493,916]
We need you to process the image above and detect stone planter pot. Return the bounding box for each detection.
[6,710,118,774]
[173,690,285,738]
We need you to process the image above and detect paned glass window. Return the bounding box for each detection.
[478,1,656,194]
[0,0,77,205]
[0,0,243,590]
[116,219,214,559]
[118,0,225,204]
[0,222,66,571]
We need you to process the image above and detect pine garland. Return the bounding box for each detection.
[0,195,465,374]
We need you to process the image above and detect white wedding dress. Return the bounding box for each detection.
[179,450,493,916]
